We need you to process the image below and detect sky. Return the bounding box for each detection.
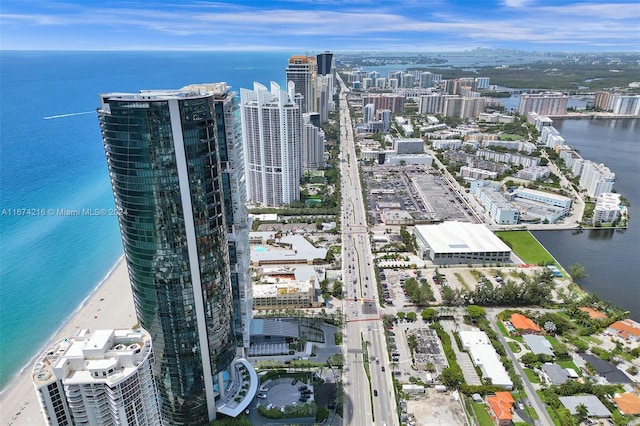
[1,0,639,52]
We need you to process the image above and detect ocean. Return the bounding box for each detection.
[0,50,292,389]
[1,51,638,391]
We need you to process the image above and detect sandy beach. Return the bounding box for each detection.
[0,257,137,426]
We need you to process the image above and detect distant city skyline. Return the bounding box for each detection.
[1,0,639,52]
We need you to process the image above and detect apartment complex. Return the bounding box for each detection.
[99,87,239,423]
[579,161,616,198]
[517,92,568,116]
[594,91,640,116]
[33,329,160,426]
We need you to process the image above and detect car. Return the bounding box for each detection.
[292,379,298,385]
[518,402,524,410]
[373,389,378,396]
[298,385,307,391]
[381,366,385,371]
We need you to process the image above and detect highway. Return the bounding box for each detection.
[337,72,398,426]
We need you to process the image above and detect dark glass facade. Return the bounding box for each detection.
[98,91,236,425]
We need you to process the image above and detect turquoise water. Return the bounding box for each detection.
[255,246,269,252]
[0,51,291,389]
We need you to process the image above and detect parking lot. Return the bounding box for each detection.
[362,164,476,225]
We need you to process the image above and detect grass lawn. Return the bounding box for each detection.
[471,402,495,426]
[496,320,511,337]
[524,368,541,383]
[583,335,603,345]
[494,231,557,266]
[557,360,581,376]
[546,335,561,350]
[537,392,563,426]
[509,341,522,353]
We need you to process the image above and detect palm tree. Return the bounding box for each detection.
[575,403,588,423]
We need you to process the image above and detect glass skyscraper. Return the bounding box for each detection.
[98,86,237,424]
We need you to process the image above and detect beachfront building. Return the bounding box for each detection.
[240,81,302,207]
[285,55,317,114]
[99,86,253,423]
[414,221,512,265]
[181,83,253,350]
[33,328,161,426]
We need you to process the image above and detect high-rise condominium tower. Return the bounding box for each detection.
[98,86,237,424]
[316,51,334,76]
[33,329,161,426]
[240,81,301,207]
[181,83,253,350]
[285,55,317,114]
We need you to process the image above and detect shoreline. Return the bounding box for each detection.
[0,256,137,426]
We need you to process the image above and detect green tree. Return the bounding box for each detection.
[332,280,343,298]
[421,308,438,322]
[568,263,588,282]
[466,305,486,322]
[406,311,417,322]
[575,403,588,424]
[440,366,464,388]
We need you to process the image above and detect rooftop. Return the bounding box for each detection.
[613,393,640,415]
[580,307,607,320]
[415,221,511,254]
[608,319,640,339]
[486,392,515,421]
[523,334,554,356]
[509,313,541,333]
[559,395,611,418]
[541,363,569,385]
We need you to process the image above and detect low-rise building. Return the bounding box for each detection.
[559,395,611,418]
[486,392,515,426]
[509,313,541,335]
[613,393,640,415]
[459,331,513,389]
[415,222,512,265]
[523,334,554,356]
[541,363,569,385]
[252,266,320,309]
[607,319,640,342]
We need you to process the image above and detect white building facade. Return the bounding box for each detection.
[241,81,302,207]
[33,329,161,426]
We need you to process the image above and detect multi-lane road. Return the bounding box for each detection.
[337,73,398,426]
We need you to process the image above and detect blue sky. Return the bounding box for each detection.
[1,0,638,51]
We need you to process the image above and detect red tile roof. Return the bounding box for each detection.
[613,393,640,415]
[487,392,515,421]
[510,313,541,332]
[609,319,640,339]
[579,307,607,319]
